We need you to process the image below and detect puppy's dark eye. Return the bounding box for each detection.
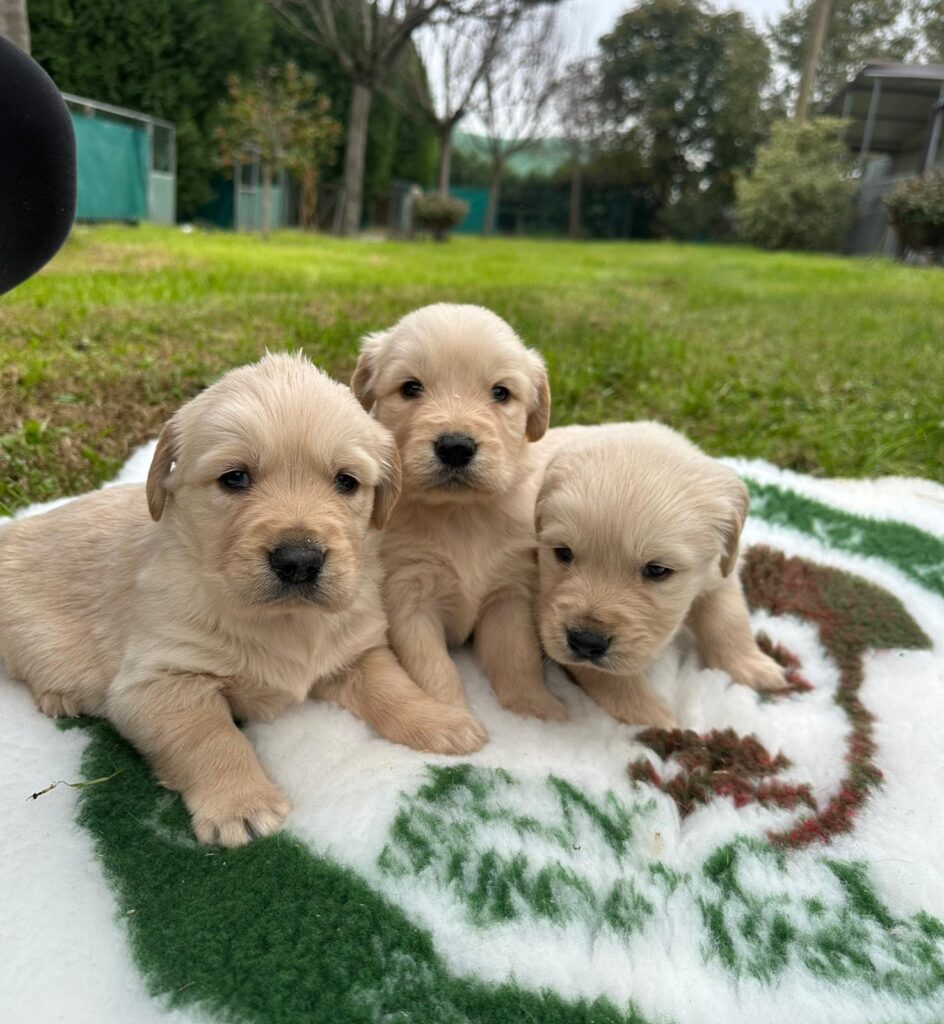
[219,470,251,491]
[642,563,673,581]
[491,384,510,403]
[335,473,360,495]
[554,546,573,564]
[401,379,423,399]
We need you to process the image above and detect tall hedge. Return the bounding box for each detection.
[30,0,270,218]
[30,0,436,221]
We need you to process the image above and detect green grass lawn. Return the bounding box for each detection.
[1,225,942,514]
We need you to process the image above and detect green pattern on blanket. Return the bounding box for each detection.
[75,719,655,1024]
[699,840,944,994]
[744,478,944,597]
[65,478,944,1024]
[378,765,944,997]
[378,765,657,936]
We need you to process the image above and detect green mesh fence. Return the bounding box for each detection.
[71,113,149,222]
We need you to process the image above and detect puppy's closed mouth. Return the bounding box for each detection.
[433,468,480,490]
[267,582,328,605]
[558,651,615,672]
[417,464,486,493]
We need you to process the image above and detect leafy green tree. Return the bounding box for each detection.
[216,63,340,234]
[735,117,857,252]
[597,0,773,238]
[770,0,912,109]
[908,0,944,61]
[30,0,271,218]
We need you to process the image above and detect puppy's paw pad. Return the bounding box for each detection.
[191,783,291,848]
[34,691,80,719]
[422,711,489,755]
[502,690,569,722]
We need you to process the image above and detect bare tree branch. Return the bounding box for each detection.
[479,6,562,160]
[475,5,563,232]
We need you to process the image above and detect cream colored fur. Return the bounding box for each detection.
[352,303,565,724]
[0,353,485,847]
[534,422,787,727]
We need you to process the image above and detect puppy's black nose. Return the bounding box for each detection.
[269,544,324,585]
[566,627,611,660]
[434,433,477,468]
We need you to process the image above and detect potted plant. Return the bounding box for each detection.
[885,170,944,261]
[412,192,469,242]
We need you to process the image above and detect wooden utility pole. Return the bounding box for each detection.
[0,0,31,54]
[795,0,832,122]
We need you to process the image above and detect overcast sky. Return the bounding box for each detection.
[439,0,794,137]
[564,0,790,54]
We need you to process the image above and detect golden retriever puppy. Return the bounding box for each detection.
[0,353,486,847]
[534,422,787,728]
[352,303,566,722]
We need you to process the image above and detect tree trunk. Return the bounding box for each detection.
[340,82,372,236]
[261,163,272,239]
[568,158,582,239]
[0,0,31,54]
[300,166,318,231]
[795,0,833,122]
[232,157,240,231]
[437,128,453,196]
[484,166,503,237]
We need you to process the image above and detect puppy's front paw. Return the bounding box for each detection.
[729,651,789,692]
[500,688,568,722]
[189,780,291,848]
[34,690,81,719]
[636,702,679,731]
[413,672,469,709]
[414,707,489,756]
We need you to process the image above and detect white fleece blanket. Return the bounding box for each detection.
[1,446,943,1024]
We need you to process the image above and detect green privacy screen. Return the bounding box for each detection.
[450,186,488,234]
[71,114,149,221]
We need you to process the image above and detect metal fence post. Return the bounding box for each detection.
[857,77,881,173]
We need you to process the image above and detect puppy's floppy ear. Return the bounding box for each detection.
[351,330,388,412]
[526,352,551,442]
[146,418,180,522]
[533,458,560,535]
[719,472,750,577]
[371,434,401,530]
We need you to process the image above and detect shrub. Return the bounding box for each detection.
[735,118,857,252]
[885,170,944,260]
[412,192,469,241]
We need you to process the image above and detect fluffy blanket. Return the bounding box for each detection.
[2,447,943,1024]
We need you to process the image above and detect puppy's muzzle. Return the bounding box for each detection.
[434,433,477,469]
[566,627,612,662]
[268,543,325,587]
